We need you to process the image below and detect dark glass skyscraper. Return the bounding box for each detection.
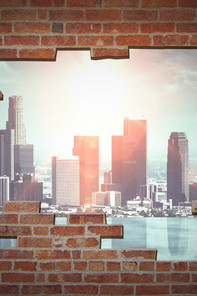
[167,132,189,206]
[73,136,99,206]
[112,118,147,206]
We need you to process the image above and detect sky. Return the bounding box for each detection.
[0,49,197,167]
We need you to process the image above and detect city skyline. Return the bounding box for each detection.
[0,49,197,166]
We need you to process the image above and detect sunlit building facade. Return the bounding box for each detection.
[73,136,99,206]
[112,118,147,206]
[167,132,189,206]
[52,156,80,206]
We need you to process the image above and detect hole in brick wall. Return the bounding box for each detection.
[0,237,17,248]
[0,49,197,260]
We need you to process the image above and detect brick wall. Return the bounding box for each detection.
[0,201,196,295]
[0,0,196,60]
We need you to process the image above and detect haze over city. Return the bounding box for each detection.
[0,49,197,166]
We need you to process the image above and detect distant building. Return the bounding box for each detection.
[101,183,117,192]
[92,191,121,207]
[10,174,43,202]
[189,183,197,202]
[73,136,99,206]
[0,176,9,207]
[0,96,35,181]
[167,132,189,206]
[140,184,158,200]
[112,118,147,206]
[52,156,80,206]
[104,171,112,184]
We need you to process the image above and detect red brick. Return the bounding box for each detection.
[1,9,37,20]
[66,23,101,34]
[156,261,171,271]
[0,261,12,270]
[141,22,174,33]
[0,225,31,236]
[88,225,123,237]
[103,23,139,34]
[18,237,52,248]
[104,0,138,7]
[0,214,18,224]
[192,274,197,282]
[3,201,40,213]
[0,249,34,259]
[122,273,154,283]
[49,9,84,21]
[14,261,37,271]
[177,23,197,33]
[56,261,71,271]
[0,23,12,33]
[33,226,49,236]
[20,213,54,225]
[30,0,64,6]
[66,237,100,248]
[85,273,119,283]
[86,10,121,21]
[1,273,34,283]
[21,285,62,294]
[64,285,98,295]
[157,273,190,283]
[68,213,105,225]
[0,0,27,6]
[67,0,102,7]
[83,250,118,260]
[172,285,197,294]
[0,49,17,59]
[19,48,55,60]
[89,261,105,272]
[36,249,70,259]
[0,285,19,295]
[122,261,138,272]
[123,10,158,21]
[48,273,82,283]
[139,261,155,271]
[136,285,169,295]
[74,261,87,271]
[41,36,76,46]
[107,261,121,271]
[92,48,129,59]
[173,262,187,271]
[14,22,50,33]
[179,0,197,7]
[40,262,55,271]
[72,250,81,259]
[116,35,151,46]
[153,34,188,46]
[142,0,177,8]
[189,262,197,271]
[38,9,48,20]
[191,35,197,46]
[50,225,85,236]
[160,9,195,21]
[53,237,63,248]
[78,36,114,47]
[100,285,134,295]
[4,35,39,46]
[35,273,45,282]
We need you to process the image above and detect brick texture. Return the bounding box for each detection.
[0,202,196,295]
[0,1,196,60]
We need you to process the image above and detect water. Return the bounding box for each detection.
[1,216,196,261]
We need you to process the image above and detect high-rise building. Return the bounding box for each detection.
[52,156,80,206]
[167,132,189,206]
[73,136,99,206]
[112,118,147,206]
[0,176,9,208]
[0,96,34,180]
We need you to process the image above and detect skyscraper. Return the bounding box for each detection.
[73,136,99,206]
[0,96,34,180]
[0,176,9,208]
[52,156,80,206]
[167,132,189,206]
[112,118,147,206]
